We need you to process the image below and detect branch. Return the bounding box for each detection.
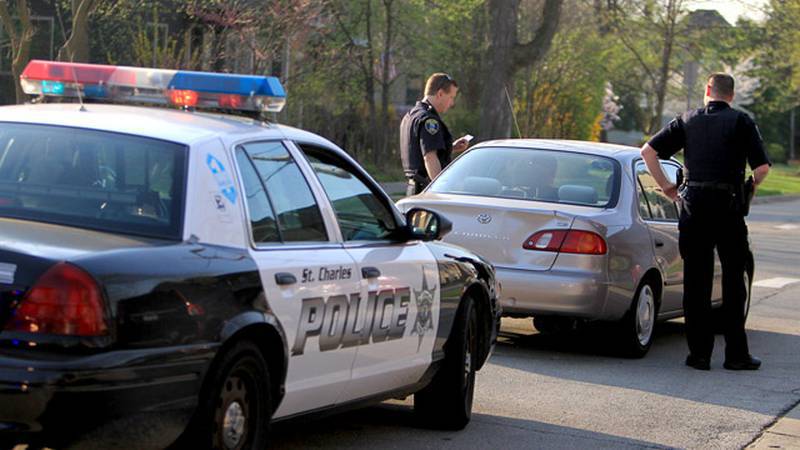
[0,1,18,44]
[511,0,563,73]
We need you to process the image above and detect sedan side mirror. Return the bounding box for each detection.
[405,208,452,241]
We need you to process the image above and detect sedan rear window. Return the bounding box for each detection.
[429,147,619,207]
[0,123,186,239]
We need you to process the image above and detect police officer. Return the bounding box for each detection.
[641,73,771,371]
[400,73,470,196]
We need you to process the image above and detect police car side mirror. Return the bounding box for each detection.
[405,208,452,241]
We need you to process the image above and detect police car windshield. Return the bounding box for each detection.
[429,147,619,208]
[0,123,186,240]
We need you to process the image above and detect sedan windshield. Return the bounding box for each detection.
[429,147,619,207]
[0,123,186,240]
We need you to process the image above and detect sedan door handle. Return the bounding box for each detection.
[654,240,665,248]
[361,266,381,279]
[275,272,297,286]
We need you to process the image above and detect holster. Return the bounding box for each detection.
[741,175,755,216]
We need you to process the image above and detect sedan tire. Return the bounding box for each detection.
[414,294,477,430]
[618,281,657,358]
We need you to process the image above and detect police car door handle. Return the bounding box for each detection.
[275,272,297,286]
[654,240,665,248]
[361,267,381,279]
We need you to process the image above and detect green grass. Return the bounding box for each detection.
[756,164,800,197]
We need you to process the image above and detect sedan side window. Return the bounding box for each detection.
[299,144,398,241]
[636,162,678,221]
[239,142,328,242]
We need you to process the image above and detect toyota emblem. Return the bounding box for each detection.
[477,213,492,224]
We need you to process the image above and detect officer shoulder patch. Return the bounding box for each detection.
[424,118,440,135]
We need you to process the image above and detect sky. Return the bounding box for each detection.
[687,0,769,24]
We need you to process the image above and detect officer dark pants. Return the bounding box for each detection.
[406,177,429,196]
[679,187,750,361]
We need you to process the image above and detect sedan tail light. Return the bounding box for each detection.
[523,229,607,255]
[6,262,108,336]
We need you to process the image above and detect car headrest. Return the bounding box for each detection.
[558,185,598,204]
[463,176,502,196]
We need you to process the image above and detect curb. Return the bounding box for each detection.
[752,195,800,205]
[746,400,800,449]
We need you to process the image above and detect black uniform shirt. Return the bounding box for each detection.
[648,101,770,183]
[400,100,453,178]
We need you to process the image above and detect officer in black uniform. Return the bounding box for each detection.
[641,73,771,371]
[400,73,470,196]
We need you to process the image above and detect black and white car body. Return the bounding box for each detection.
[0,62,500,448]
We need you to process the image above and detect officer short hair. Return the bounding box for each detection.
[708,73,735,98]
[425,73,458,96]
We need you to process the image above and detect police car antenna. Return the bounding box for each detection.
[68,55,87,112]
[505,86,522,138]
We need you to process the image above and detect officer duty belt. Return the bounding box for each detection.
[685,180,738,191]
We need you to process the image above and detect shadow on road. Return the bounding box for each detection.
[491,318,800,417]
[270,402,669,449]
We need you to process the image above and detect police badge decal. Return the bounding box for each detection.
[412,273,436,351]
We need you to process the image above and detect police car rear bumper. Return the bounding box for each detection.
[0,343,216,443]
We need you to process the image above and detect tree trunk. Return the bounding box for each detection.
[57,0,96,62]
[0,0,34,104]
[478,0,562,141]
[379,0,394,167]
[649,0,679,134]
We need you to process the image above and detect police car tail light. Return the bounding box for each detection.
[21,59,286,113]
[7,262,108,337]
[523,230,607,255]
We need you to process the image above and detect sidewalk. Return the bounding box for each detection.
[747,401,800,449]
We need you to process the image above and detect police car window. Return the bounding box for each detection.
[429,147,619,208]
[239,141,327,242]
[636,162,678,221]
[0,123,185,240]
[299,144,397,241]
[235,149,280,243]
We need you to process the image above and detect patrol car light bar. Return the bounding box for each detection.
[20,60,286,113]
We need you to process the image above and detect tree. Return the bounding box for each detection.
[477,0,562,140]
[0,0,33,104]
[602,0,690,135]
[751,0,800,162]
[57,0,100,62]
[515,6,612,140]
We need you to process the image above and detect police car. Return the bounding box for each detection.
[0,61,500,449]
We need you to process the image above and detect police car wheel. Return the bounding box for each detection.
[618,281,657,358]
[414,294,477,430]
[183,340,271,450]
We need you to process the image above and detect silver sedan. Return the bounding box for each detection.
[398,139,753,357]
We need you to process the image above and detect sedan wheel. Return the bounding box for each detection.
[619,281,657,358]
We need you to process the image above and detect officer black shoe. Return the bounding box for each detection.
[685,354,711,371]
[723,355,761,370]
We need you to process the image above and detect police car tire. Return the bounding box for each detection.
[184,340,272,450]
[413,294,477,430]
[618,280,658,359]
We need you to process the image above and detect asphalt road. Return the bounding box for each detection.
[267,199,800,450]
